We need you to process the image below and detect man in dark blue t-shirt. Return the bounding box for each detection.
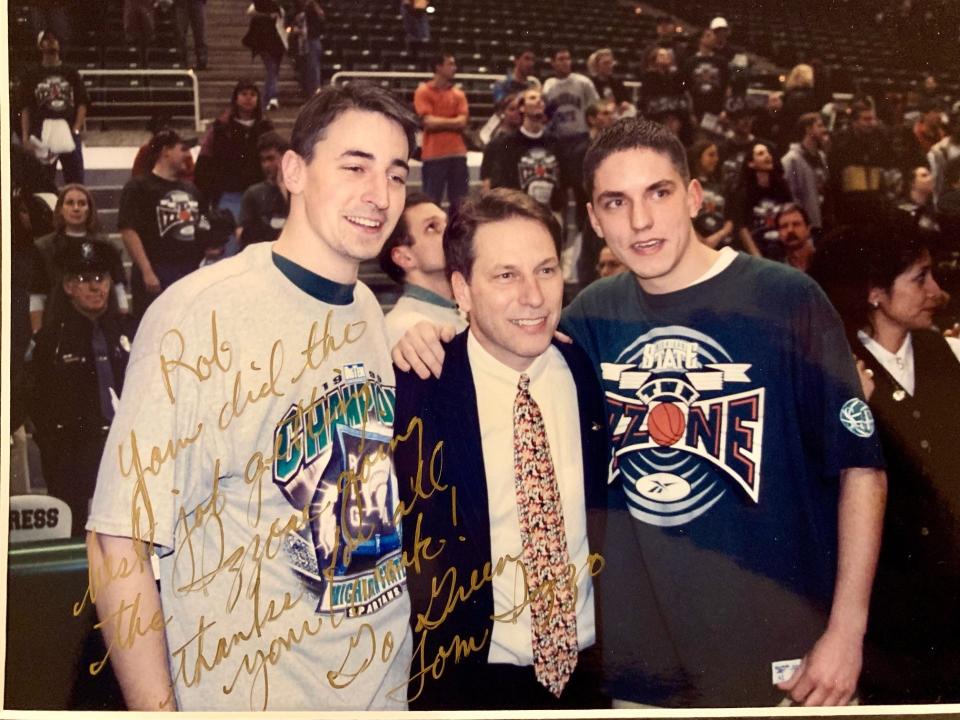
[562,118,886,708]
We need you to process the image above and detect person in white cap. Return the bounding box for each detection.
[709,16,735,63]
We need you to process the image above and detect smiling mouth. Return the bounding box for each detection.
[510,317,547,327]
[345,215,383,230]
[632,238,665,253]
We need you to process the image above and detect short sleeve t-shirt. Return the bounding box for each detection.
[117,172,204,272]
[683,54,728,116]
[87,243,411,711]
[18,63,90,135]
[561,254,883,706]
[542,73,600,138]
[413,82,468,160]
[481,129,563,210]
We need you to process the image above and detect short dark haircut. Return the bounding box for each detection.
[795,112,822,140]
[290,83,419,163]
[257,131,290,155]
[433,51,454,69]
[513,45,536,60]
[377,192,436,284]
[775,202,810,227]
[909,163,931,186]
[583,117,690,199]
[944,155,960,188]
[444,189,562,281]
[552,47,571,59]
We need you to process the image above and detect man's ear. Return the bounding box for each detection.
[686,178,704,218]
[280,149,305,196]
[391,245,417,272]
[586,202,605,239]
[451,271,471,313]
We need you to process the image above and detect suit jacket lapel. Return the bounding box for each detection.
[433,333,492,552]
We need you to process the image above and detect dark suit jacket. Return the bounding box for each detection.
[393,331,608,709]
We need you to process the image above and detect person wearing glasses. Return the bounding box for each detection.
[29,239,134,537]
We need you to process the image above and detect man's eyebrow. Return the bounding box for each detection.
[338,150,409,173]
[339,149,375,161]
[647,179,676,193]
[596,190,626,202]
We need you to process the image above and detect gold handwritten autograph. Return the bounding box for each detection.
[78,306,606,711]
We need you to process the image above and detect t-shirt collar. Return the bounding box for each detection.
[403,283,457,309]
[271,252,356,305]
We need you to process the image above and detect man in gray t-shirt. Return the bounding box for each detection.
[86,84,419,712]
[543,48,600,248]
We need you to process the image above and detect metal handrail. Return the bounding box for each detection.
[78,68,201,130]
[331,70,508,86]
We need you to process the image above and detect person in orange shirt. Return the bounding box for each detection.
[414,53,470,211]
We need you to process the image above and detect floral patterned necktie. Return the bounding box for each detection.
[512,372,578,697]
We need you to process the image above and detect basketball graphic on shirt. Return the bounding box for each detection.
[648,401,685,446]
[602,326,765,527]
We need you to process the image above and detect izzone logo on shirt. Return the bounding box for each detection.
[602,326,765,527]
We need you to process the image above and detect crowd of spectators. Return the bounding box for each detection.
[7,5,960,706]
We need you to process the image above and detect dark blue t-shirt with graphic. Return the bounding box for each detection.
[562,253,884,706]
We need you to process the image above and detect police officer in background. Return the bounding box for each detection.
[30,240,134,537]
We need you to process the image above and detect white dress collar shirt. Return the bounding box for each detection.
[466,330,596,666]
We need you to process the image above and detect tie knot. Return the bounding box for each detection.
[518,373,531,392]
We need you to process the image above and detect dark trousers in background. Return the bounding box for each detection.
[44,141,85,186]
[37,430,107,537]
[421,155,469,213]
[410,644,609,710]
[175,0,208,67]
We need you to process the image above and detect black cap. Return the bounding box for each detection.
[62,240,119,275]
[149,129,198,154]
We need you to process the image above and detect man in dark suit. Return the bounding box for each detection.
[393,188,610,710]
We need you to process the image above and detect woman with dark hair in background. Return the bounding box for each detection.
[687,138,733,248]
[194,79,274,254]
[814,219,960,704]
[731,141,794,257]
[32,183,128,331]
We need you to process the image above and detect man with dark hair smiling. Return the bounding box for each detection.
[394,188,608,710]
[86,83,418,711]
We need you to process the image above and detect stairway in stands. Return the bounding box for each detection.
[198,0,303,131]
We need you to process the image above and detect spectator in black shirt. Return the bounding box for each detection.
[683,28,728,120]
[18,29,89,185]
[733,141,794,258]
[588,48,634,116]
[688,139,733,248]
[240,131,290,246]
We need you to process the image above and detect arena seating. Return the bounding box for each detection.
[8,3,196,128]
[648,0,959,100]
